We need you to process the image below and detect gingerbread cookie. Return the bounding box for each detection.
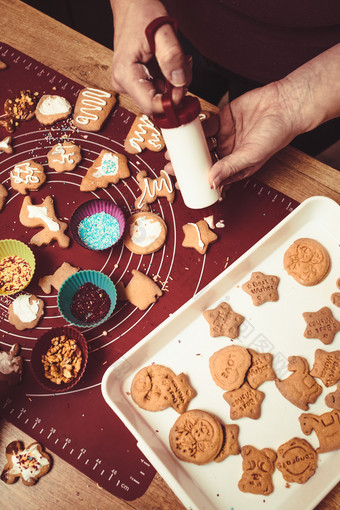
[131,364,196,413]
[0,344,23,385]
[10,160,46,194]
[275,356,322,410]
[299,409,340,453]
[0,136,13,155]
[283,238,331,286]
[116,269,162,310]
[134,170,175,211]
[241,271,280,306]
[214,423,240,462]
[246,349,276,389]
[19,195,70,248]
[124,212,167,255]
[325,383,340,410]
[331,277,340,307]
[169,409,224,465]
[73,86,116,131]
[47,141,82,172]
[310,349,340,387]
[8,294,44,330]
[238,446,277,495]
[303,306,340,345]
[39,262,79,294]
[0,183,8,211]
[35,94,72,125]
[80,150,130,192]
[182,219,218,255]
[1,440,51,486]
[223,382,265,420]
[209,345,251,391]
[203,301,244,339]
[276,437,318,484]
[124,114,165,154]
[0,60,7,70]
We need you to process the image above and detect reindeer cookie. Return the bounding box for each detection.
[238,445,277,495]
[0,183,8,211]
[73,87,116,131]
[47,141,82,172]
[10,160,46,194]
[19,195,70,248]
[276,437,318,484]
[275,356,322,410]
[80,150,130,192]
[116,269,162,310]
[124,114,165,154]
[39,262,79,293]
[131,364,196,413]
[182,220,218,255]
[1,440,51,486]
[299,409,340,453]
[135,170,175,211]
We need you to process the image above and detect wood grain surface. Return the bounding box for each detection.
[0,1,339,509]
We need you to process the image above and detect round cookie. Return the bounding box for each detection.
[209,345,251,390]
[47,141,82,172]
[8,294,44,331]
[10,160,46,195]
[131,364,177,412]
[169,409,223,465]
[124,212,167,255]
[283,238,331,286]
[35,94,72,125]
[276,437,318,484]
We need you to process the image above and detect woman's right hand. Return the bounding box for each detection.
[110,0,192,114]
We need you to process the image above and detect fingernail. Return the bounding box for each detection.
[171,69,186,86]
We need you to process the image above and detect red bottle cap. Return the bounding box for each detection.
[153,94,201,129]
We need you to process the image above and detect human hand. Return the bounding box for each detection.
[110,0,191,115]
[203,82,297,188]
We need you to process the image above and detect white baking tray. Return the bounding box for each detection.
[102,196,340,510]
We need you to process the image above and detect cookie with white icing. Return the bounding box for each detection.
[10,160,46,194]
[8,294,44,330]
[0,344,23,385]
[0,136,13,154]
[134,170,175,211]
[124,114,164,154]
[182,219,218,254]
[1,440,51,486]
[47,141,82,172]
[73,87,116,131]
[0,183,8,211]
[19,195,70,248]
[35,94,72,125]
[124,212,167,254]
[80,150,130,191]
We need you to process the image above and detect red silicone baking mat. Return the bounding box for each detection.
[0,42,298,501]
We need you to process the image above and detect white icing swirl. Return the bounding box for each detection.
[130,216,162,247]
[38,95,71,116]
[12,294,39,323]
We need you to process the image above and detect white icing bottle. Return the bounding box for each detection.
[153,95,219,209]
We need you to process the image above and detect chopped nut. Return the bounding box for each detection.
[41,335,83,385]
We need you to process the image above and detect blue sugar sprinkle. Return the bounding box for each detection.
[78,212,121,250]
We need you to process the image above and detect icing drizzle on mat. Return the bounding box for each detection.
[75,88,111,125]
[137,170,173,209]
[128,115,163,152]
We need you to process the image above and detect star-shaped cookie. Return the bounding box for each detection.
[241,272,280,306]
[246,349,276,389]
[0,136,13,154]
[182,219,218,255]
[303,307,340,344]
[223,382,265,420]
[310,349,340,387]
[203,302,244,339]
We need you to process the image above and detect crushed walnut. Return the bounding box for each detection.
[41,335,82,385]
[1,90,39,132]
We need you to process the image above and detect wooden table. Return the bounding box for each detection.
[1,1,339,509]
